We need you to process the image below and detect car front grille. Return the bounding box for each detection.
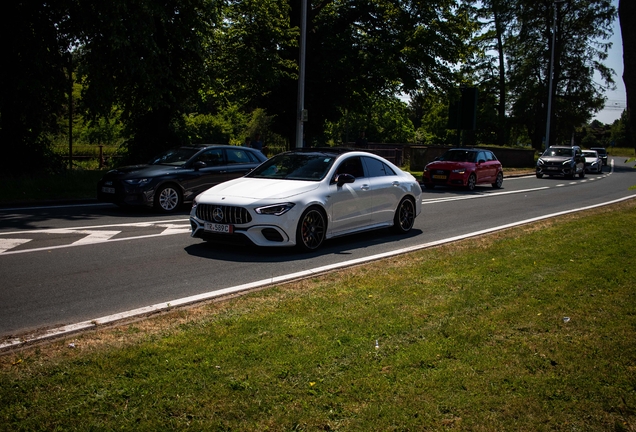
[196,204,252,224]
[542,161,563,167]
[430,169,451,183]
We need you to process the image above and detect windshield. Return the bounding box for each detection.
[582,152,597,158]
[149,148,199,166]
[247,153,336,181]
[543,148,573,157]
[439,150,477,163]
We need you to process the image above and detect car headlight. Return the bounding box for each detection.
[537,159,544,166]
[124,178,152,185]
[452,168,466,174]
[562,159,573,166]
[255,203,295,216]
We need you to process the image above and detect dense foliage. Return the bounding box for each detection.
[0,0,627,176]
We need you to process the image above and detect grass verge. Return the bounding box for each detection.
[1,201,635,430]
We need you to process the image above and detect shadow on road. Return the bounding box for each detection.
[184,228,423,263]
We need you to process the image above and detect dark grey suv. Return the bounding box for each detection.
[536,146,585,179]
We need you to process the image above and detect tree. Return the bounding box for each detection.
[73,0,217,162]
[471,0,515,146]
[297,0,475,146]
[0,1,75,176]
[506,0,615,150]
[619,0,636,148]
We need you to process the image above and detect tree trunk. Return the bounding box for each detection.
[619,0,636,148]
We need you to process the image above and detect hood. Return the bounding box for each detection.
[198,177,320,201]
[426,160,474,170]
[538,156,571,163]
[104,164,182,179]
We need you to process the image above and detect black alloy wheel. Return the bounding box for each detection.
[393,197,416,234]
[296,207,327,251]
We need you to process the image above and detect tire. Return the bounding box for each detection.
[536,172,543,179]
[296,206,327,251]
[393,197,416,234]
[492,172,503,189]
[424,183,435,190]
[154,184,182,213]
[466,173,477,191]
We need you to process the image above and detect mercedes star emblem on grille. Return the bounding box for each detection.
[212,207,224,222]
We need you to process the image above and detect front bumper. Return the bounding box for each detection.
[189,203,298,247]
[536,165,574,177]
[422,171,468,187]
[97,181,155,207]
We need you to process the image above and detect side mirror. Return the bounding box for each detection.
[335,173,355,187]
[192,161,206,171]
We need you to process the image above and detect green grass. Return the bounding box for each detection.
[1,201,635,430]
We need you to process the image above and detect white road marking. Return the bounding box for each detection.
[72,230,121,245]
[157,224,192,235]
[422,187,549,204]
[0,220,189,255]
[3,193,635,351]
[0,238,32,254]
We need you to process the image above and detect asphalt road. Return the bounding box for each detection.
[1,158,635,344]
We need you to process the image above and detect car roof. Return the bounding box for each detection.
[182,144,234,150]
[289,147,356,155]
[446,148,481,152]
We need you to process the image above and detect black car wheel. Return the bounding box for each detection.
[492,171,503,189]
[155,184,182,213]
[296,206,326,251]
[536,172,543,179]
[393,197,416,234]
[466,173,477,191]
[424,183,435,190]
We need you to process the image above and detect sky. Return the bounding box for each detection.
[593,0,626,125]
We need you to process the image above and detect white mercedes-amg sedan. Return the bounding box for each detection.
[189,149,422,251]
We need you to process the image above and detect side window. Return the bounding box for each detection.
[226,149,250,164]
[335,156,365,178]
[486,151,495,161]
[195,148,224,166]
[362,156,396,177]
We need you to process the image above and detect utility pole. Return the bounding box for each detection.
[545,1,563,149]
[295,0,307,148]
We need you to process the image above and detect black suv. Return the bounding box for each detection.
[536,146,585,179]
